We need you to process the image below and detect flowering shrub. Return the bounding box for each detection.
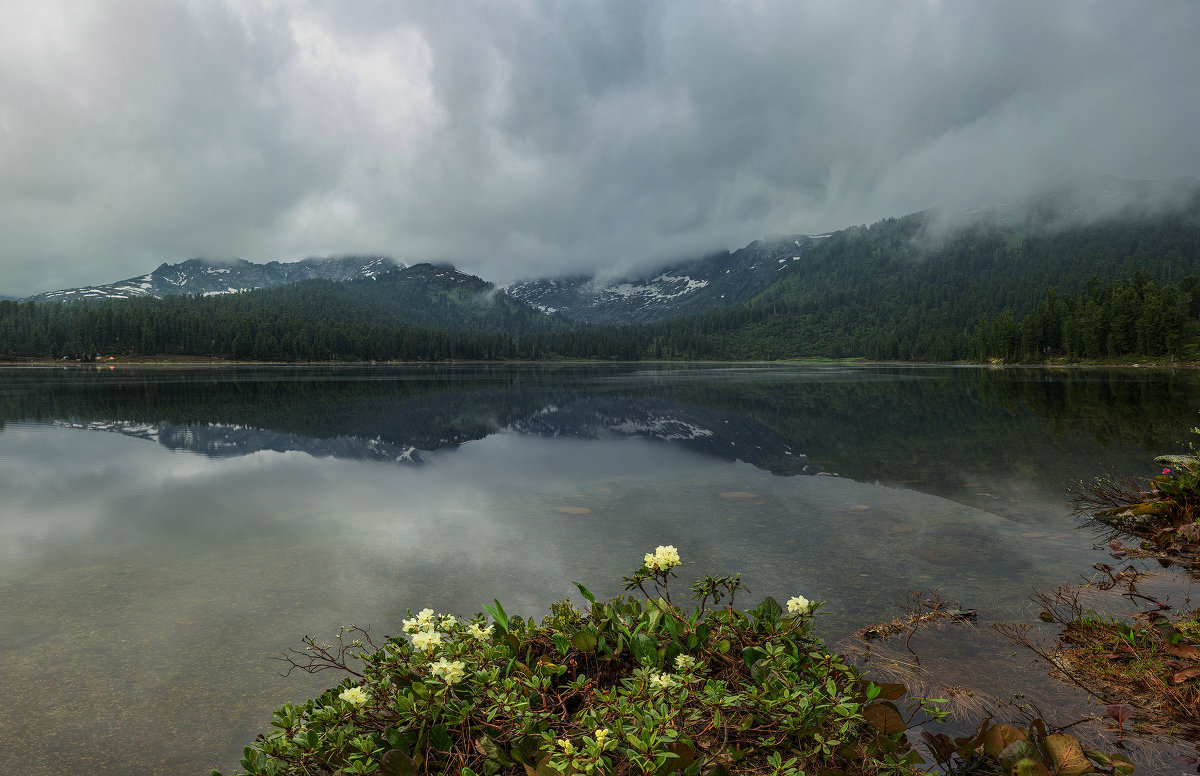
[217,549,933,776]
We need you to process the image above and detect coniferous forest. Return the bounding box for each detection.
[4,199,1200,364]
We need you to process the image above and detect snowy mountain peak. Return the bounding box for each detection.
[24,255,401,303]
[506,234,819,325]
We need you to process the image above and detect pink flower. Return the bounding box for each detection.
[1163,468,1172,475]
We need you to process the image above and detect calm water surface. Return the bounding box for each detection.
[1,363,1197,775]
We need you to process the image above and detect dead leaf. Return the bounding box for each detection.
[1165,644,1200,659]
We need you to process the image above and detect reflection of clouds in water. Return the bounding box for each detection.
[0,423,724,610]
[0,418,1104,776]
[0,423,215,561]
[1,423,1087,619]
[315,433,725,615]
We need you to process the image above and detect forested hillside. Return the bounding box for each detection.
[3,190,1200,364]
[0,265,565,361]
[633,192,1200,361]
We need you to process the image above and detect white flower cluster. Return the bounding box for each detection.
[647,671,677,691]
[338,686,369,706]
[403,608,457,634]
[402,608,433,633]
[674,653,696,671]
[430,658,467,685]
[643,545,681,572]
[786,595,811,615]
[411,630,443,652]
[402,608,468,654]
[467,622,494,642]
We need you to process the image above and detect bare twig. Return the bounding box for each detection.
[275,624,376,678]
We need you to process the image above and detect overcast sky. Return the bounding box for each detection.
[1,1,1198,297]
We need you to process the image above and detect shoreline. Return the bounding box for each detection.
[4,355,1200,369]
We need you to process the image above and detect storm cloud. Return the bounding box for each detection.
[1,1,1198,296]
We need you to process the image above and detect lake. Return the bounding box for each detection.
[1,362,1196,775]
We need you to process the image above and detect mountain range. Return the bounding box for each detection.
[504,234,829,324]
[24,255,399,303]
[8,175,1200,363]
[19,239,833,328]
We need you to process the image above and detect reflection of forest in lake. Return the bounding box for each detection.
[3,364,1198,511]
[3,363,1199,776]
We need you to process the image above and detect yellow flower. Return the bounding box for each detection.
[338,686,369,706]
[403,607,439,633]
[648,671,677,691]
[786,595,811,614]
[674,654,696,671]
[558,738,574,754]
[594,728,609,746]
[430,658,467,684]
[412,630,443,652]
[467,622,494,641]
[644,544,681,571]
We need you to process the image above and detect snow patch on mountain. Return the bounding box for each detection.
[25,256,401,303]
[506,234,821,325]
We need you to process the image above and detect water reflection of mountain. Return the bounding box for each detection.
[54,419,429,463]
[510,397,822,475]
[50,395,825,475]
[5,365,1200,501]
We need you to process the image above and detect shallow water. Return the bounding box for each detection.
[1,363,1196,774]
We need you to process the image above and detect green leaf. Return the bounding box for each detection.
[571,629,597,652]
[656,743,693,776]
[741,646,766,670]
[477,737,512,767]
[753,596,783,624]
[998,741,1042,773]
[484,599,510,632]
[551,633,571,655]
[573,582,595,604]
[1013,758,1052,776]
[631,632,659,666]
[430,724,453,751]
[380,749,418,776]
[1044,734,1092,776]
[983,723,1027,758]
[535,755,558,776]
[1109,753,1135,776]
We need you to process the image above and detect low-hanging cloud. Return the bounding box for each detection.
[1,1,1198,296]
